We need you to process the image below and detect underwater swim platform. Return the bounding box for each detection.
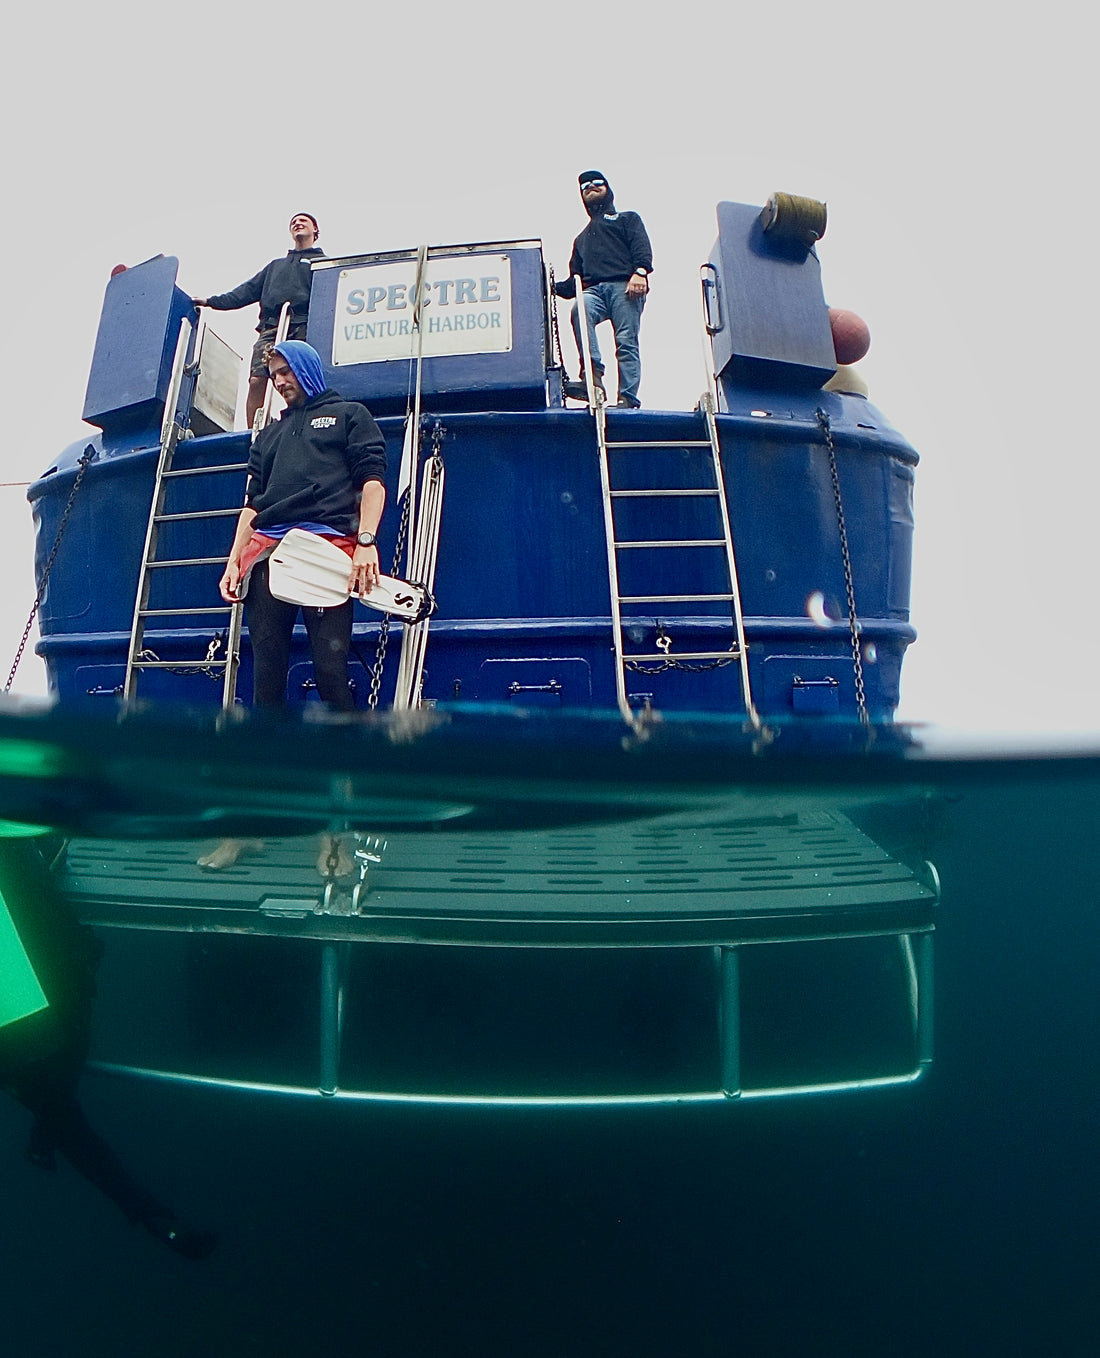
[74,820,935,1103]
[0,702,938,1105]
[61,809,936,949]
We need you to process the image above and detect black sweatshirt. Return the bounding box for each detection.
[206,247,325,332]
[555,210,653,298]
[246,389,387,536]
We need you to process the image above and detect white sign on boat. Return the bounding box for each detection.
[332,254,513,365]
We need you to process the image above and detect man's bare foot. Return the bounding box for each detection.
[197,838,265,870]
[317,834,354,878]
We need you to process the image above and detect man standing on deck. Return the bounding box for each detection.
[193,213,325,429]
[219,339,386,712]
[554,172,652,408]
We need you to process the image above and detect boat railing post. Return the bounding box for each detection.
[915,929,935,1071]
[253,303,292,439]
[401,243,430,578]
[698,262,722,412]
[699,390,761,730]
[159,316,194,451]
[717,945,742,1098]
[319,941,348,1097]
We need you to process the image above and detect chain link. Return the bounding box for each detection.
[816,409,868,725]
[367,493,408,710]
[6,445,95,692]
[547,264,566,374]
[136,632,226,681]
[625,655,738,675]
[624,622,737,676]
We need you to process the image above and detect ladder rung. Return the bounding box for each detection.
[154,508,242,522]
[610,489,719,498]
[139,606,233,617]
[130,659,230,670]
[619,593,735,604]
[624,650,741,663]
[163,464,248,478]
[616,539,726,549]
[145,557,226,568]
[604,440,712,449]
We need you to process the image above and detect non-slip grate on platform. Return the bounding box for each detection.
[61,810,936,947]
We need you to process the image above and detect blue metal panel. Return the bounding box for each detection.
[706,201,836,391]
[305,244,550,416]
[82,255,195,447]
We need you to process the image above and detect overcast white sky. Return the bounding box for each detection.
[2,2,1095,734]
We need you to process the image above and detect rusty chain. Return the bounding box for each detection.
[6,445,95,692]
[816,408,868,725]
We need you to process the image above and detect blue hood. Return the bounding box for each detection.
[274,340,326,400]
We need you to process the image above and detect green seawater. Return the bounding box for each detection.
[1,702,1097,1355]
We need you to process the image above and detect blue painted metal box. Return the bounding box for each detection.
[83,254,195,448]
[704,201,836,393]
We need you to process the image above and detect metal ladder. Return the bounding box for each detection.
[593,386,759,730]
[123,317,248,705]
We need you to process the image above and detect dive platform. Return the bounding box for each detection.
[62,805,936,1106]
[64,810,934,947]
[14,191,933,1109]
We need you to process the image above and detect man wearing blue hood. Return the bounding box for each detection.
[554,171,652,408]
[219,340,387,711]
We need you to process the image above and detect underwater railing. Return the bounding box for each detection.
[90,926,936,1108]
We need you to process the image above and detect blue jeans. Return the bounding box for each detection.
[571,281,645,403]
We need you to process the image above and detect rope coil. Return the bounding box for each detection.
[760,193,827,249]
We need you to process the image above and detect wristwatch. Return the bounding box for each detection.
[633,268,649,277]
[356,531,377,547]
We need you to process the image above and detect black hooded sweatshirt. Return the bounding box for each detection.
[246,389,387,536]
[206,247,326,332]
[554,177,652,299]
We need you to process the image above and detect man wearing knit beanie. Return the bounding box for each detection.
[193,214,325,428]
[554,172,652,408]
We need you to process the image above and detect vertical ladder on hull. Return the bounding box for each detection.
[123,318,248,705]
[593,390,759,729]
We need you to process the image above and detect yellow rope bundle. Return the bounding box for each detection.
[760,193,828,248]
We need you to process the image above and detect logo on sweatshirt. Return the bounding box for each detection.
[311,417,337,429]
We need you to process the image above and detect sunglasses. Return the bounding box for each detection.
[580,180,606,190]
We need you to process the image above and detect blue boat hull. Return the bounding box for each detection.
[31,395,915,721]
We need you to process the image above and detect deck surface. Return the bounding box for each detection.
[62,809,936,946]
